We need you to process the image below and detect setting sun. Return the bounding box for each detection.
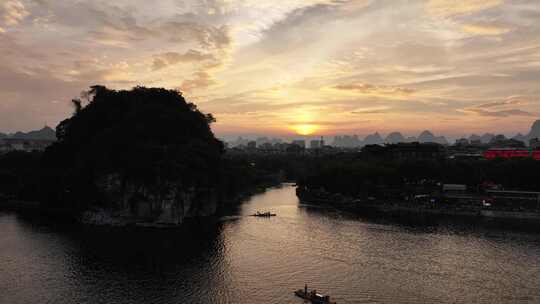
[292,124,319,136]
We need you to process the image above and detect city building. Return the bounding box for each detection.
[0,138,55,154]
[489,136,525,148]
[483,148,531,159]
[455,138,469,146]
[332,135,361,148]
[361,142,445,160]
[309,137,324,149]
[291,140,306,149]
[386,142,445,160]
[530,138,540,150]
[448,153,483,160]
[443,184,467,195]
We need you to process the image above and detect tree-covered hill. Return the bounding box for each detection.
[41,86,225,224]
[44,86,223,184]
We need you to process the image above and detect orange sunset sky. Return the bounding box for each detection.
[1,0,539,138]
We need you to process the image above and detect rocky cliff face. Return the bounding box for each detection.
[511,119,540,146]
[82,173,218,226]
[528,120,540,139]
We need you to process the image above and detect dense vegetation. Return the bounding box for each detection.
[297,154,540,196]
[47,86,222,179]
[0,151,42,201]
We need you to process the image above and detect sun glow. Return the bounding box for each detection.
[292,124,319,135]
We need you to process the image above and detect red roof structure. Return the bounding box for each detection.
[483,148,532,160]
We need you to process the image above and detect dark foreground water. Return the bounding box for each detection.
[1,184,540,304]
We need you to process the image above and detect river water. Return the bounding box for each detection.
[1,184,539,304]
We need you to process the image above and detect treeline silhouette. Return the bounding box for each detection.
[0,151,42,202]
[296,155,540,197]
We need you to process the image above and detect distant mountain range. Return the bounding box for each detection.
[333,130,449,147]
[333,119,540,147]
[4,119,540,146]
[0,126,56,140]
[467,119,540,145]
[418,130,448,145]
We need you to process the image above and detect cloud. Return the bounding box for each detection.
[157,22,231,50]
[332,83,416,97]
[152,50,216,70]
[476,96,528,108]
[290,119,370,127]
[180,71,217,93]
[351,107,390,115]
[462,96,535,118]
[33,2,232,51]
[88,20,231,50]
[426,0,504,17]
[248,0,371,53]
[0,0,29,32]
[463,108,535,117]
[462,23,510,36]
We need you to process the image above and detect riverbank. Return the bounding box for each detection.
[296,187,540,229]
[0,199,84,224]
[0,178,285,228]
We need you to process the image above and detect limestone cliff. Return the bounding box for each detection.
[82,174,218,226]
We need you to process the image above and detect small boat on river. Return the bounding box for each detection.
[295,285,336,304]
[250,211,276,217]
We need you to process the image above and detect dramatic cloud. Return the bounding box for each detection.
[157,22,231,50]
[461,23,511,36]
[351,107,391,115]
[1,0,539,137]
[463,108,536,117]
[0,0,29,32]
[476,96,528,108]
[332,83,416,98]
[461,95,536,118]
[180,71,217,94]
[426,0,504,17]
[152,50,216,71]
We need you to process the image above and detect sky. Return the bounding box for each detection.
[1,0,540,138]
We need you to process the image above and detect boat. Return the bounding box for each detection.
[250,211,276,217]
[294,285,336,304]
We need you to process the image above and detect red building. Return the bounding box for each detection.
[534,151,540,160]
[483,148,531,160]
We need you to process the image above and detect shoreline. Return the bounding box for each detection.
[296,187,540,229]
[0,180,285,228]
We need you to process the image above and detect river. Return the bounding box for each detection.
[1,184,539,304]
